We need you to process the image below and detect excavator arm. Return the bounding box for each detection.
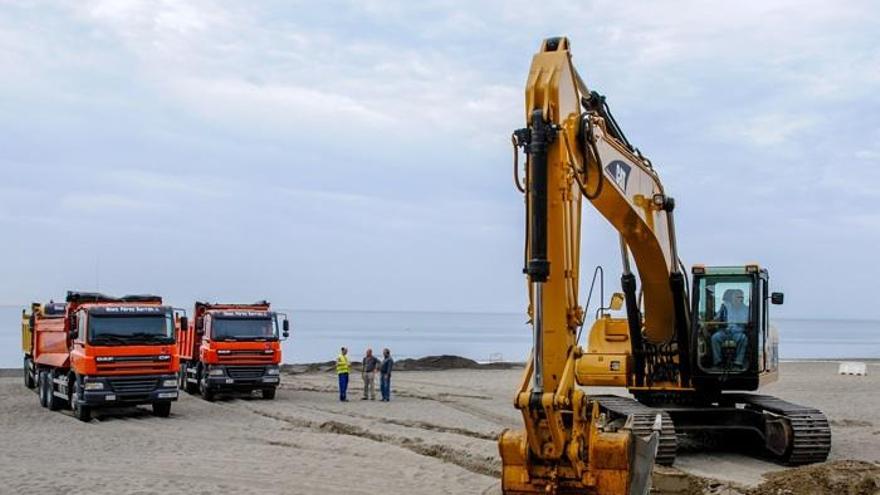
[499,37,660,495]
[570,72,693,388]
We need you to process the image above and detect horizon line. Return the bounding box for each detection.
[2,303,878,322]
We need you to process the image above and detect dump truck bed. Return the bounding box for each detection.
[33,315,69,369]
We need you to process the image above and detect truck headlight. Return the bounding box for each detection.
[208,368,225,376]
[84,382,105,391]
[162,379,178,387]
[267,367,280,376]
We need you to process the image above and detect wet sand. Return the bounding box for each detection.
[1,361,878,494]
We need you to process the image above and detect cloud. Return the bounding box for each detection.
[719,113,818,147]
[0,0,878,320]
[167,77,397,131]
[76,0,226,37]
[60,193,158,212]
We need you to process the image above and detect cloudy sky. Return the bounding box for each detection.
[0,1,878,319]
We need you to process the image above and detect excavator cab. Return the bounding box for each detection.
[691,265,781,391]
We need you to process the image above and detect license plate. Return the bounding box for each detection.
[158,392,178,399]
[225,378,234,384]
[105,394,116,401]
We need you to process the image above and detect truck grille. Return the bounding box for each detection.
[108,376,159,395]
[227,366,266,379]
[98,363,171,373]
[218,351,275,364]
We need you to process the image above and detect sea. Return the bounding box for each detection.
[2,305,878,368]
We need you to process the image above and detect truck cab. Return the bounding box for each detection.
[690,265,783,392]
[178,301,289,400]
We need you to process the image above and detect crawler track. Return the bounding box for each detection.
[592,392,831,467]
[590,394,678,465]
[727,393,831,465]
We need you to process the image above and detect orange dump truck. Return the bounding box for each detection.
[22,291,182,421]
[178,301,289,401]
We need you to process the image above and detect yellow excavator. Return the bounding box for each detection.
[499,37,830,494]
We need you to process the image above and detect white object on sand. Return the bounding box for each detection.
[838,362,867,376]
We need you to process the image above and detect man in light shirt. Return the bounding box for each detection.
[361,348,379,400]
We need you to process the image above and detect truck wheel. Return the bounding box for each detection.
[73,398,92,422]
[183,368,198,394]
[152,401,172,417]
[38,371,49,408]
[47,373,65,411]
[262,388,276,400]
[23,357,35,389]
[199,377,215,402]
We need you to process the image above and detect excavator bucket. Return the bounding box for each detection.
[626,414,662,495]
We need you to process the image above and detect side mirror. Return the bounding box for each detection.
[179,316,189,332]
[771,292,784,305]
[69,320,79,340]
[282,319,290,339]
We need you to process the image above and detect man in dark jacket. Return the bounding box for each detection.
[379,348,394,402]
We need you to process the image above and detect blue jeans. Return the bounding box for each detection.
[338,373,349,401]
[711,327,747,367]
[380,373,391,401]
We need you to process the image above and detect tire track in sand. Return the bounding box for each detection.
[281,381,493,401]
[243,406,501,478]
[281,381,510,426]
[292,402,499,440]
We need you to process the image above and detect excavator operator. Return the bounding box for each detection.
[711,289,749,368]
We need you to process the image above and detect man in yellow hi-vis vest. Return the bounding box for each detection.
[336,347,350,401]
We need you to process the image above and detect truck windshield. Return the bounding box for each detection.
[89,314,174,345]
[211,317,277,341]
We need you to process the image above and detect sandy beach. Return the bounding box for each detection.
[2,360,879,494]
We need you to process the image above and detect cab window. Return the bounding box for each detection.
[694,275,754,372]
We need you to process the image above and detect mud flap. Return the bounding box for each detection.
[627,414,662,495]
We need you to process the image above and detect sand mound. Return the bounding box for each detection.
[396,355,481,370]
[282,355,522,374]
[395,355,521,370]
[282,361,336,373]
[747,460,880,495]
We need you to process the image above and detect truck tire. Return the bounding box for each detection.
[47,372,65,411]
[183,367,198,395]
[73,397,92,422]
[262,388,276,400]
[38,371,49,408]
[72,376,92,422]
[199,375,215,402]
[152,401,172,417]
[23,357,35,389]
